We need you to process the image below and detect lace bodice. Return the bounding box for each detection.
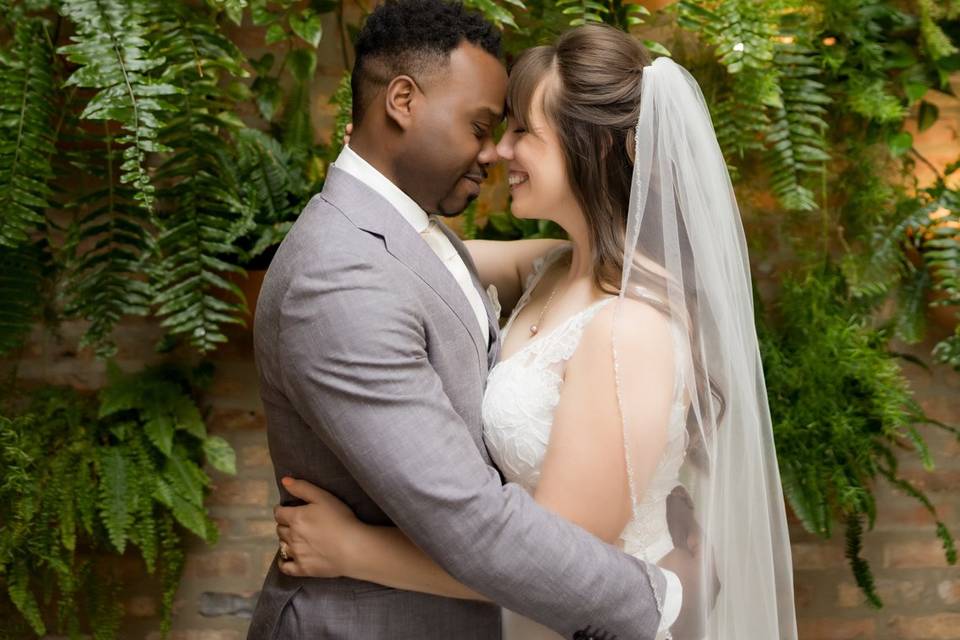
[482,245,689,565]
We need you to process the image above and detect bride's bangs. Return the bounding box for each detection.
[506,46,556,131]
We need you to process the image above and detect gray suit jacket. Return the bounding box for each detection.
[247,167,667,640]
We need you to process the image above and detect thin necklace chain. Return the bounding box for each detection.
[529,281,562,336]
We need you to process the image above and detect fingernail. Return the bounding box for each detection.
[281,477,293,487]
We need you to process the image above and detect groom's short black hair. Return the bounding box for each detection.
[351,0,502,124]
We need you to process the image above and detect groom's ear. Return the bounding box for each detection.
[384,75,418,131]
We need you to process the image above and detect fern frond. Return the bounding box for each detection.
[918,0,959,60]
[462,0,523,30]
[680,0,781,162]
[556,0,608,26]
[844,514,882,608]
[766,42,830,211]
[148,2,253,353]
[97,446,133,553]
[58,0,181,211]
[60,131,154,357]
[0,18,58,248]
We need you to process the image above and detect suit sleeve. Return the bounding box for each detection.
[276,249,667,640]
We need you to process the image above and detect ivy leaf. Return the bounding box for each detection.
[265,22,287,45]
[918,100,939,132]
[888,131,913,156]
[290,9,323,48]
[203,436,237,474]
[904,82,929,103]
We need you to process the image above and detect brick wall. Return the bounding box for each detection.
[12,11,959,640]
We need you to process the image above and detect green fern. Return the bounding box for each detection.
[59,129,154,357]
[0,18,58,248]
[556,0,608,26]
[918,0,959,60]
[58,0,181,211]
[844,514,882,608]
[679,1,781,163]
[758,267,958,602]
[235,127,312,261]
[148,2,253,352]
[0,364,233,637]
[766,42,831,211]
[462,0,525,30]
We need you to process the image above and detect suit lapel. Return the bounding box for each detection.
[435,221,501,373]
[320,168,487,373]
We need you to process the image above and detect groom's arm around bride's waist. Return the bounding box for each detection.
[272,246,669,640]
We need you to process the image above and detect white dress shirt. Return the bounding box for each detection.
[334,145,489,346]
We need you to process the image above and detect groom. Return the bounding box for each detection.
[248,1,684,638]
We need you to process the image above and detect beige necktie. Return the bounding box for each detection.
[419,218,489,345]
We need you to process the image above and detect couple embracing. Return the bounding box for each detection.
[247,1,797,638]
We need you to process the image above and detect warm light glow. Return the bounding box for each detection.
[778,36,796,44]
[822,36,837,46]
[929,207,951,221]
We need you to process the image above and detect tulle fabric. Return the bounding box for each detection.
[615,56,798,639]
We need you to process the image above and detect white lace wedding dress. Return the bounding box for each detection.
[482,245,689,640]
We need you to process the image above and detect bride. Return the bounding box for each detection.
[272,24,797,639]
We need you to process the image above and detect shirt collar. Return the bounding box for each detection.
[333,144,430,233]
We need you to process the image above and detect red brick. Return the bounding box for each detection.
[791,543,846,570]
[939,579,960,605]
[209,479,270,506]
[884,540,953,568]
[126,595,158,617]
[240,444,272,468]
[246,519,279,539]
[208,409,265,432]
[896,469,960,494]
[184,550,250,579]
[876,503,954,530]
[889,614,960,640]
[797,617,875,639]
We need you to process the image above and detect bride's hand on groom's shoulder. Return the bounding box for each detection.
[274,477,364,579]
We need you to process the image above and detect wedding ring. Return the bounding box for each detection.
[279,543,292,562]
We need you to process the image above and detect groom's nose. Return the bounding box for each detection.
[477,135,500,167]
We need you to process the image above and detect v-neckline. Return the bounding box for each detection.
[496,297,616,368]
[496,246,616,367]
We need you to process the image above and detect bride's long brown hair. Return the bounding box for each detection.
[508,25,726,457]
[507,24,650,295]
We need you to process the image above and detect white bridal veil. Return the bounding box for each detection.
[616,56,798,639]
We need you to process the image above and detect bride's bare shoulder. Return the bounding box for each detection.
[572,297,676,374]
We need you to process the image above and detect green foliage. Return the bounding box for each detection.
[0,17,58,248]
[0,242,48,356]
[0,363,233,638]
[464,0,527,31]
[148,1,254,353]
[58,0,181,211]
[758,267,958,606]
